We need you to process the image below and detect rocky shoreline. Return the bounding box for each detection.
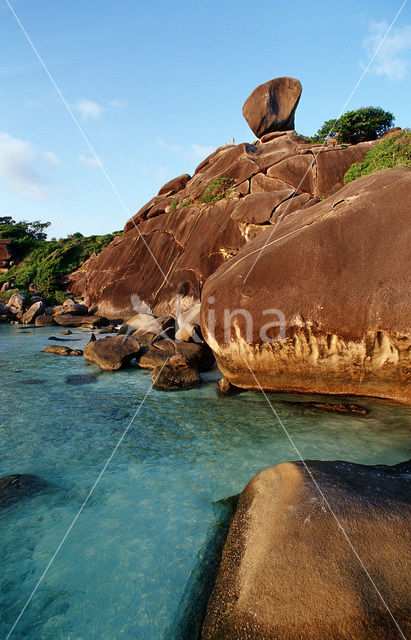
[1,76,410,639]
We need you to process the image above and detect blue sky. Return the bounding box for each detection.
[0,0,410,237]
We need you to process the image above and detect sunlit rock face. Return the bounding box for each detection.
[202,459,411,640]
[201,168,411,403]
[67,129,370,320]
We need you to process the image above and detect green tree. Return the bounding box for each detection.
[314,107,394,144]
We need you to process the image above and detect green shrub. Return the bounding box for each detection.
[177,199,193,209]
[344,130,411,183]
[313,107,394,145]
[199,177,233,203]
[170,197,179,211]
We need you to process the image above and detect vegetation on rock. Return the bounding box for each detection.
[311,107,394,144]
[344,129,411,183]
[0,218,121,304]
[199,178,233,203]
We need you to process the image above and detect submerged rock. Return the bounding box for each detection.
[0,474,49,509]
[202,459,411,640]
[283,400,368,415]
[83,335,141,371]
[152,360,201,390]
[43,345,83,356]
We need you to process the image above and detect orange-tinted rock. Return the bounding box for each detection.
[250,173,290,193]
[242,77,302,138]
[0,244,12,261]
[158,173,191,196]
[35,314,57,327]
[202,459,411,640]
[272,192,317,222]
[201,169,411,403]
[69,198,246,319]
[315,142,373,197]
[267,154,315,193]
[231,191,295,224]
[84,335,141,370]
[68,135,371,321]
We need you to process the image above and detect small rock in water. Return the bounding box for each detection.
[217,377,241,396]
[43,345,83,356]
[61,329,73,335]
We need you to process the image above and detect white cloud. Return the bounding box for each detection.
[43,150,61,168]
[156,137,214,163]
[0,132,60,199]
[108,99,126,108]
[363,21,411,80]
[78,154,102,168]
[75,99,104,121]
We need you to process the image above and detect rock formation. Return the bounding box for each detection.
[242,77,302,138]
[67,131,371,319]
[0,239,15,273]
[43,345,83,356]
[83,335,141,371]
[202,459,411,640]
[201,168,411,403]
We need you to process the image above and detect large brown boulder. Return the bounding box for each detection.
[201,169,411,403]
[202,459,411,640]
[83,335,141,371]
[242,77,302,138]
[66,133,370,319]
[158,173,191,196]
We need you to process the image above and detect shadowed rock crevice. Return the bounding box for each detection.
[162,496,238,640]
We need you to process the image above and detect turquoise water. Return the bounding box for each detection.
[0,324,410,639]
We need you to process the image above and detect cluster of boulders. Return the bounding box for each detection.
[83,309,215,390]
[0,293,111,328]
[1,289,215,390]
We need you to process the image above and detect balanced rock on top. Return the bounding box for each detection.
[242,76,302,138]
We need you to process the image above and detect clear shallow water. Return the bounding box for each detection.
[0,324,410,639]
